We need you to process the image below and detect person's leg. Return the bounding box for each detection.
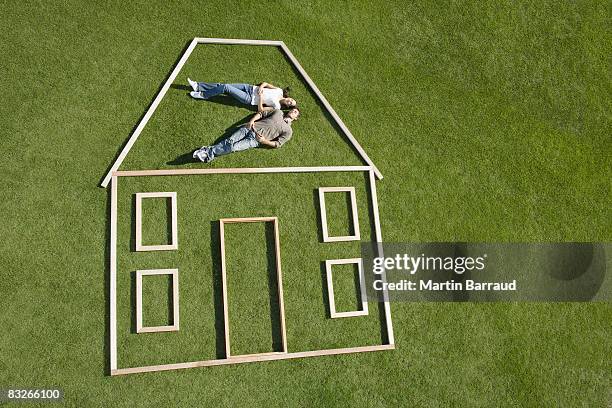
[207,127,258,160]
[196,82,252,104]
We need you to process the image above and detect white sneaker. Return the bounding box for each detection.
[193,148,208,162]
[190,91,205,100]
[187,78,198,92]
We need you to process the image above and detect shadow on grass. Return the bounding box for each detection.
[166,114,255,166]
[364,172,392,345]
[265,222,284,352]
[209,221,227,358]
[130,272,137,333]
[169,84,258,111]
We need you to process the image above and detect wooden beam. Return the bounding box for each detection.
[100,38,199,188]
[109,176,118,371]
[113,166,371,178]
[368,170,394,345]
[273,218,288,352]
[219,220,230,358]
[111,344,395,375]
[279,42,383,180]
[195,37,283,46]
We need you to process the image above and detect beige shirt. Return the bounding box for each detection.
[252,110,293,147]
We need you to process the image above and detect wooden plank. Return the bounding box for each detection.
[113,166,372,178]
[219,220,230,358]
[273,218,288,352]
[109,176,118,371]
[195,37,283,46]
[368,170,394,345]
[318,187,360,242]
[111,344,395,375]
[220,216,277,223]
[100,38,199,188]
[279,42,383,180]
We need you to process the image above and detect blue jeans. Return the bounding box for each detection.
[196,82,254,104]
[201,127,259,161]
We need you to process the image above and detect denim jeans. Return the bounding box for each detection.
[195,127,259,162]
[196,82,254,104]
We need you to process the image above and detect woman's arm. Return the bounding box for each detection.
[259,82,280,89]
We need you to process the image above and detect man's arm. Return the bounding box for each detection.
[255,134,278,148]
[246,112,262,129]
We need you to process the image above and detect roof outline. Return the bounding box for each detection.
[100,37,383,188]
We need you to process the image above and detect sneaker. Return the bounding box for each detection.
[190,91,205,100]
[187,78,198,92]
[193,147,207,162]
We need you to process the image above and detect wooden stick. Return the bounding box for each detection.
[273,218,288,352]
[100,38,199,188]
[195,37,283,46]
[369,170,394,345]
[219,221,230,358]
[113,166,371,178]
[111,344,394,375]
[279,42,383,180]
[110,176,118,371]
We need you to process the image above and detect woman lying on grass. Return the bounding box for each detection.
[187,78,297,112]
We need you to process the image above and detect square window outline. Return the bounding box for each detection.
[136,268,180,333]
[135,192,178,251]
[318,187,360,242]
[325,258,369,318]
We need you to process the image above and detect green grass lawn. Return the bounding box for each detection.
[1,0,610,406]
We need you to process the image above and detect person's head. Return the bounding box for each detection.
[285,107,300,121]
[280,97,297,109]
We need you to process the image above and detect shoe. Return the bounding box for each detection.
[193,147,213,163]
[187,78,198,92]
[193,147,207,162]
[190,91,205,100]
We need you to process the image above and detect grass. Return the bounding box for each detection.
[0,0,610,406]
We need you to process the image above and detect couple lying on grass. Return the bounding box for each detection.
[187,79,301,163]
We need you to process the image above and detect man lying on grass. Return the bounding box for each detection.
[193,108,300,163]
